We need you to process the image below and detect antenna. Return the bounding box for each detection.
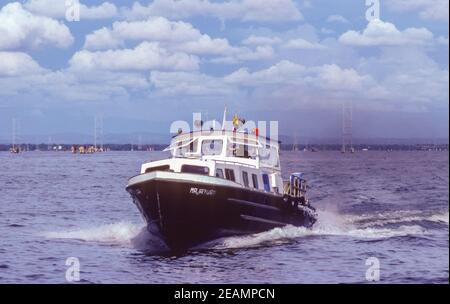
[222,106,227,130]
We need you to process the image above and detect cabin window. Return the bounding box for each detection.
[181,165,209,175]
[242,171,249,187]
[189,139,198,153]
[225,169,235,182]
[262,174,271,192]
[216,168,224,178]
[145,165,170,173]
[174,138,198,157]
[227,142,256,159]
[201,140,223,155]
[259,145,280,167]
[252,174,259,189]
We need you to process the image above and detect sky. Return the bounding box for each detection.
[0,0,448,142]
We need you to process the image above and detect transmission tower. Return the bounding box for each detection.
[341,101,353,153]
[94,115,104,151]
[12,118,17,150]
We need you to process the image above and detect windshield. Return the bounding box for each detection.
[201,139,223,155]
[172,138,198,157]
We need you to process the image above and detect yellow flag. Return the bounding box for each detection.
[232,114,239,126]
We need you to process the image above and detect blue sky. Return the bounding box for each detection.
[0,0,448,142]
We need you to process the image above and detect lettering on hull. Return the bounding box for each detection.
[189,187,216,196]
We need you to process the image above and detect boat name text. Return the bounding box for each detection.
[189,187,216,196]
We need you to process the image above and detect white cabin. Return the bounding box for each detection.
[140,130,284,194]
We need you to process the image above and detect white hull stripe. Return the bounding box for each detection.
[127,171,243,189]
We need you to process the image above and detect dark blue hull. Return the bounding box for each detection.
[126,173,317,251]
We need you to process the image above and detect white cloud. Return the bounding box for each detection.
[326,14,349,24]
[83,27,123,50]
[224,60,371,91]
[321,28,335,35]
[0,52,45,76]
[23,0,118,19]
[173,35,233,55]
[358,47,449,106]
[283,38,326,50]
[150,71,233,96]
[386,0,449,22]
[85,17,202,50]
[437,36,449,46]
[0,67,150,102]
[210,45,274,64]
[242,35,282,45]
[83,17,273,63]
[122,0,303,22]
[0,2,73,50]
[84,17,233,55]
[339,19,434,47]
[70,42,199,71]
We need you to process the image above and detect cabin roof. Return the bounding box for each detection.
[171,130,282,144]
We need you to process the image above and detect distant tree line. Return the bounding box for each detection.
[0,143,448,152]
[0,144,167,152]
[281,144,449,151]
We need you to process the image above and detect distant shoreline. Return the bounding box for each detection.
[0,143,448,152]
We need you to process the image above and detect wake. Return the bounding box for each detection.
[216,210,447,250]
[42,209,448,251]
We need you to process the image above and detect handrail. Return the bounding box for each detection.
[213,159,257,169]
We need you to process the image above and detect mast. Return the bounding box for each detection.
[12,118,16,151]
[94,116,97,150]
[94,115,104,152]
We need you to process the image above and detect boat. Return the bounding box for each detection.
[10,146,20,153]
[125,118,318,252]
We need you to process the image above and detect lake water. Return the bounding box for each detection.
[0,151,448,283]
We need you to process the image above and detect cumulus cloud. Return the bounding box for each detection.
[121,0,303,22]
[358,47,449,106]
[326,14,349,23]
[386,0,449,22]
[23,0,118,19]
[282,38,326,50]
[83,17,273,63]
[437,36,449,46]
[224,60,372,91]
[0,52,45,76]
[84,17,233,55]
[0,2,73,50]
[339,19,434,47]
[210,45,274,64]
[242,35,282,45]
[150,71,233,96]
[70,42,199,71]
[0,66,150,102]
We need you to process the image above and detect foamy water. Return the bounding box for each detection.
[42,209,442,250]
[216,210,431,249]
[0,151,448,283]
[43,222,145,244]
